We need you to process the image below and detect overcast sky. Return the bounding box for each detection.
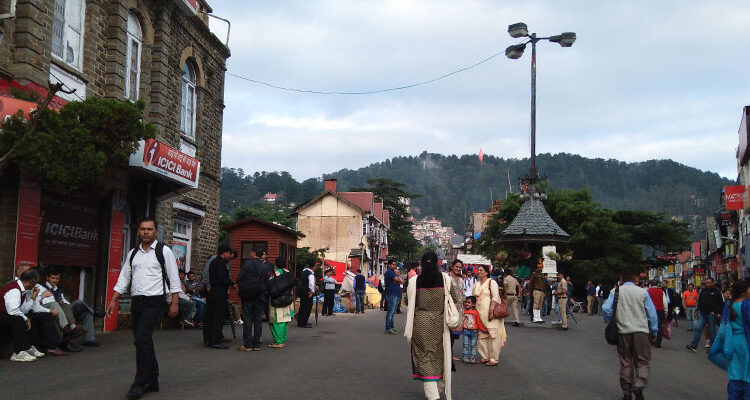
[207,1,750,180]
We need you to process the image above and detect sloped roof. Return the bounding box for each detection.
[373,201,384,223]
[292,191,366,215]
[382,210,390,228]
[500,198,569,243]
[339,192,374,214]
[221,216,303,238]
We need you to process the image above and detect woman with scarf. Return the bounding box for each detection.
[405,252,461,400]
[473,264,507,366]
[709,278,750,399]
[268,256,294,348]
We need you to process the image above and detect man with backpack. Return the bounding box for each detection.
[106,217,181,400]
[236,248,269,351]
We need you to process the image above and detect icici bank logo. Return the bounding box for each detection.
[144,139,159,166]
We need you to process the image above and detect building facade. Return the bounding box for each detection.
[0,0,229,330]
[294,179,390,277]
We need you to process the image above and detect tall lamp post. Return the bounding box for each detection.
[505,23,576,184]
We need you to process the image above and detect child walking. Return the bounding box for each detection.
[462,296,488,363]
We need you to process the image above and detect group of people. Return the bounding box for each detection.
[0,262,101,362]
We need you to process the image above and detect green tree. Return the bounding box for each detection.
[229,204,296,229]
[349,178,421,259]
[1,96,155,193]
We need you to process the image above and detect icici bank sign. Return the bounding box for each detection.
[129,139,200,188]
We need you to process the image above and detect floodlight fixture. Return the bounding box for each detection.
[505,44,526,59]
[508,22,528,38]
[550,32,576,47]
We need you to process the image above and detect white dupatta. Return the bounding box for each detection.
[404,272,453,400]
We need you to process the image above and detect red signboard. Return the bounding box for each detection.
[14,179,41,271]
[129,139,200,189]
[37,193,100,267]
[694,267,705,275]
[692,242,701,259]
[725,185,745,210]
[715,254,725,274]
[104,207,125,332]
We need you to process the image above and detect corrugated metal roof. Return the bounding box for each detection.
[501,198,569,242]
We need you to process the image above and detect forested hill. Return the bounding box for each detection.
[220,152,733,232]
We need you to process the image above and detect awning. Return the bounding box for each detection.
[0,95,39,120]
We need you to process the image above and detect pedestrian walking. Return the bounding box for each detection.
[503,271,521,326]
[268,257,294,348]
[603,268,659,400]
[555,273,569,331]
[204,246,234,349]
[404,252,460,400]
[297,264,315,328]
[687,277,724,352]
[236,248,267,351]
[385,259,404,334]
[708,279,750,400]
[586,280,596,315]
[646,280,668,348]
[354,270,366,314]
[322,268,336,316]
[448,260,465,361]
[106,217,182,400]
[473,265,506,366]
[682,284,699,331]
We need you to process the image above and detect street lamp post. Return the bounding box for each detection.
[505,23,575,184]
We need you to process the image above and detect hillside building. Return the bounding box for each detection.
[0,0,230,331]
[293,179,390,277]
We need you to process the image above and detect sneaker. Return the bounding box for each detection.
[10,351,36,362]
[705,339,711,348]
[28,346,45,358]
[686,344,697,352]
[182,319,195,327]
[234,319,244,325]
[388,328,398,334]
[238,345,252,352]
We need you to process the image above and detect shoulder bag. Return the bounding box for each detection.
[489,280,510,320]
[605,286,620,345]
[443,273,461,330]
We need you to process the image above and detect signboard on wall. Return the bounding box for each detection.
[725,186,745,210]
[37,193,99,267]
[172,239,188,271]
[129,139,200,189]
[14,179,41,270]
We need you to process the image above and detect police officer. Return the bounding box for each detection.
[106,217,181,400]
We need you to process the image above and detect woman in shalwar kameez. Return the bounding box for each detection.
[473,264,507,366]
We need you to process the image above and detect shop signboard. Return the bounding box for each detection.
[725,186,745,211]
[692,242,701,259]
[14,179,41,270]
[37,193,99,266]
[129,139,200,189]
[172,239,188,271]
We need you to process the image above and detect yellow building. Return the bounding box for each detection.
[294,179,390,276]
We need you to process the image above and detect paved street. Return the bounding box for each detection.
[1,310,726,399]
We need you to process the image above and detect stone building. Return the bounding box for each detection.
[0,0,229,331]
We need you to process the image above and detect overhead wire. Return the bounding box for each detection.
[226,50,506,95]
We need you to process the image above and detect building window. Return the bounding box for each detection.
[180,60,197,138]
[51,0,85,70]
[125,11,142,100]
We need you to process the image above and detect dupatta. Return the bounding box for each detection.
[708,298,750,370]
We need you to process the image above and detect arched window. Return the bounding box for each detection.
[125,11,142,100]
[180,60,197,138]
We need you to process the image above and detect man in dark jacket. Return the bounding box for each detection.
[686,277,724,352]
[204,246,234,349]
[236,248,268,351]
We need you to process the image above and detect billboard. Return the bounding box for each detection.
[725,185,745,210]
[129,139,200,189]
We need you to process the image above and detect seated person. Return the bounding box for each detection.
[38,267,100,347]
[2,267,67,359]
[185,271,205,325]
[177,269,197,327]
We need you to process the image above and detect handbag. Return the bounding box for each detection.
[270,293,294,307]
[443,273,461,330]
[605,286,620,345]
[660,320,672,340]
[490,300,510,320]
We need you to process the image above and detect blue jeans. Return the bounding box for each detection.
[462,329,478,362]
[385,295,399,331]
[685,306,696,330]
[728,379,750,400]
[191,296,206,324]
[690,311,719,347]
[355,290,366,313]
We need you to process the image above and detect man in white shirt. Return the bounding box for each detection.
[463,270,476,298]
[12,263,67,356]
[106,217,181,400]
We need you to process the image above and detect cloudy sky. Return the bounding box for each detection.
[207,1,750,180]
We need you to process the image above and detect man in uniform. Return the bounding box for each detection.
[106,217,181,400]
[529,265,546,323]
[503,270,521,326]
[555,272,569,330]
[205,246,234,349]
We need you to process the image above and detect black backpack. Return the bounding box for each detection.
[268,270,296,298]
[237,260,266,299]
[128,242,170,296]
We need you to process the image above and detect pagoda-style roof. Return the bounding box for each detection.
[500,197,569,243]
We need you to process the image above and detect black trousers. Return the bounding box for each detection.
[654,312,665,347]
[323,289,335,315]
[131,295,166,387]
[205,288,228,345]
[0,313,30,353]
[241,300,263,347]
[298,293,313,326]
[27,312,60,350]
